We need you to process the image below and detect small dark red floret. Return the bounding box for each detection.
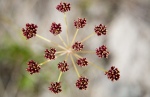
[74,18,86,29]
[22,23,38,39]
[105,66,120,81]
[26,60,40,74]
[56,2,71,13]
[49,82,62,94]
[77,58,88,67]
[72,41,84,51]
[94,24,107,36]
[58,61,69,72]
[50,22,62,35]
[96,45,109,58]
[44,48,56,60]
[76,76,89,90]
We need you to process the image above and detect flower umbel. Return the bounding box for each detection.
[22,23,38,39]
[50,22,62,36]
[56,2,71,13]
[22,1,120,94]
[96,45,109,58]
[72,41,84,51]
[49,82,62,94]
[77,58,88,67]
[74,18,87,29]
[94,24,107,36]
[58,61,69,72]
[105,66,120,81]
[44,48,56,60]
[26,60,41,74]
[76,76,89,90]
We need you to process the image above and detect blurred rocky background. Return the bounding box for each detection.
[0,0,150,97]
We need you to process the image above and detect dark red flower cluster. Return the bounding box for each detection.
[76,76,89,90]
[50,22,62,35]
[56,2,71,13]
[72,41,84,51]
[77,58,88,67]
[22,1,120,94]
[45,48,56,60]
[94,24,107,36]
[49,82,62,94]
[96,45,109,58]
[105,66,120,81]
[58,61,69,72]
[74,18,86,29]
[22,23,38,39]
[26,60,41,74]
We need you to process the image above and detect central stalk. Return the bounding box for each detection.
[66,48,73,54]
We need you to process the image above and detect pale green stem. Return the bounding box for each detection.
[56,51,66,54]
[64,13,69,46]
[81,32,95,43]
[58,35,68,47]
[36,34,51,42]
[70,54,80,77]
[71,29,79,46]
[65,53,69,61]
[39,60,50,66]
[36,34,67,50]
[75,50,95,54]
[39,52,66,66]
[57,72,63,82]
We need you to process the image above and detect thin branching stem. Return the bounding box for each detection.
[58,35,68,47]
[39,60,50,66]
[64,13,69,46]
[81,32,95,43]
[71,29,79,46]
[56,51,66,54]
[39,52,67,66]
[36,34,66,50]
[75,50,95,54]
[65,53,69,61]
[36,34,51,42]
[57,72,63,82]
[70,54,80,77]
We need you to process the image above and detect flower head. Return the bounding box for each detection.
[44,48,56,60]
[50,22,62,35]
[77,58,88,67]
[49,82,62,94]
[74,18,86,29]
[76,76,89,90]
[22,23,38,39]
[94,24,107,36]
[23,1,120,94]
[58,61,69,72]
[105,66,120,81]
[56,2,71,13]
[72,41,84,51]
[96,45,109,58]
[26,60,41,74]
